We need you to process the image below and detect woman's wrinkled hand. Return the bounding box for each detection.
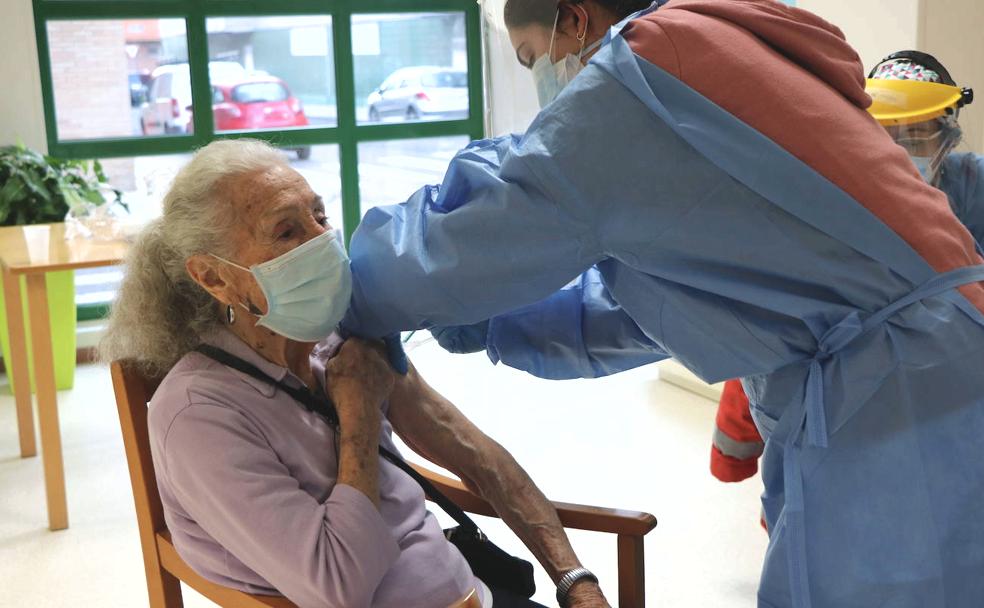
[566,582,611,608]
[325,338,396,430]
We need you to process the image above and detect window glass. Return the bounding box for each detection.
[358,136,468,216]
[206,16,337,132]
[420,70,467,88]
[232,82,289,104]
[292,145,343,226]
[46,19,190,140]
[354,13,469,124]
[95,146,342,226]
[75,152,189,312]
[40,6,480,320]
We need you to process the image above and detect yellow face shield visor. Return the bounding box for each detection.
[866,79,966,126]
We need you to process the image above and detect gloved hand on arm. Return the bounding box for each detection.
[430,321,490,354]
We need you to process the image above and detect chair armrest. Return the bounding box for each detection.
[451,589,482,608]
[157,531,297,608]
[410,463,657,537]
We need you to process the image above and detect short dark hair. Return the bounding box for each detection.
[504,0,653,29]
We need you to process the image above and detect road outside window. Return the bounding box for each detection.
[205,16,337,147]
[354,13,469,125]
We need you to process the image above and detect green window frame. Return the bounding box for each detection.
[32,0,485,322]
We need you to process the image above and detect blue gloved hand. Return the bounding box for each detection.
[382,334,409,375]
[336,324,408,375]
[430,321,490,354]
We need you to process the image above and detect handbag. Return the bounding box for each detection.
[195,345,536,598]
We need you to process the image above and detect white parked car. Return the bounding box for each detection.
[140,62,248,135]
[367,67,469,122]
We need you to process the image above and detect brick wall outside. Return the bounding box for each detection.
[48,21,136,190]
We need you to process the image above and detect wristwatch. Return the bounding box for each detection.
[556,567,599,607]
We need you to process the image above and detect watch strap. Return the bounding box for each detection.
[556,567,599,607]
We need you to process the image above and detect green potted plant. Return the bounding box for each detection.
[0,144,121,391]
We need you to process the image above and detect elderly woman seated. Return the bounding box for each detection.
[100,140,610,608]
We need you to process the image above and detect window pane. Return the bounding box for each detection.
[98,146,341,227]
[75,153,190,311]
[292,145,343,227]
[206,17,337,133]
[47,19,189,140]
[358,136,468,216]
[102,154,190,220]
[77,146,341,311]
[231,82,288,104]
[354,13,469,125]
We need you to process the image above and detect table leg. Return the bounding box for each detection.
[26,273,68,531]
[2,268,36,458]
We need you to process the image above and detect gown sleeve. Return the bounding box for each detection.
[486,266,669,379]
[943,153,984,246]
[341,57,707,341]
[341,131,605,339]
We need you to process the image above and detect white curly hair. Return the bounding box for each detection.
[99,139,290,377]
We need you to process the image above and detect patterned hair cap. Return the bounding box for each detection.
[871,59,942,83]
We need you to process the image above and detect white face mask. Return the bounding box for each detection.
[531,8,605,108]
[211,229,352,343]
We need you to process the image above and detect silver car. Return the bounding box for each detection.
[367,66,469,122]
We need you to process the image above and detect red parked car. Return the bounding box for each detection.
[188,76,312,159]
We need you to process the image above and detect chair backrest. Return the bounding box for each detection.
[111,361,181,607]
[111,361,480,608]
[113,361,300,607]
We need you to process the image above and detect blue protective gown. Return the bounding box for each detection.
[342,5,984,608]
[942,152,984,246]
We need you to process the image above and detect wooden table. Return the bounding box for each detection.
[0,223,128,530]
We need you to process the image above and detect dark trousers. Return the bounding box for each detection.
[488,585,548,608]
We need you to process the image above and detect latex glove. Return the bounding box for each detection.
[382,334,409,375]
[429,321,490,354]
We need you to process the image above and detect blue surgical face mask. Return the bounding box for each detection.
[912,156,935,183]
[896,117,962,186]
[211,229,352,343]
[531,9,605,108]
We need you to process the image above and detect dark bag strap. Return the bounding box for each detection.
[194,344,482,536]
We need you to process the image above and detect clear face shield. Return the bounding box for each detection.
[884,114,963,186]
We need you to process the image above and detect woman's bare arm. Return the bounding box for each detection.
[386,365,609,607]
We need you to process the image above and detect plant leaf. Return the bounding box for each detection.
[0,146,105,225]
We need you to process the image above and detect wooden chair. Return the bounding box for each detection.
[111,361,657,608]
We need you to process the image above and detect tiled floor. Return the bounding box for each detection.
[0,337,767,607]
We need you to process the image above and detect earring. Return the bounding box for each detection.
[575,6,588,44]
[226,304,235,325]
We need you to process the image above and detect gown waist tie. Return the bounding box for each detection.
[783,263,984,608]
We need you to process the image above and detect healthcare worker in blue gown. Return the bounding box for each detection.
[867,50,984,246]
[339,1,984,606]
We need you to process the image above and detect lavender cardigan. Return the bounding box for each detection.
[148,329,480,608]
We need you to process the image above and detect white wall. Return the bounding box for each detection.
[481,0,926,138]
[0,0,47,151]
[481,0,540,136]
[795,0,921,74]
[921,0,984,153]
[780,0,981,153]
